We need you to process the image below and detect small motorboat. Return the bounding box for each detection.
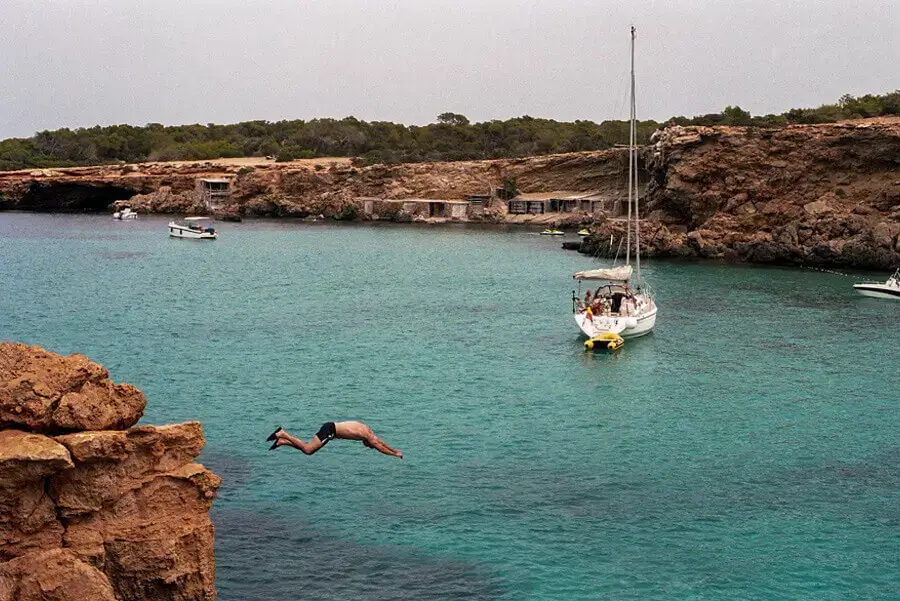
[113,208,137,220]
[168,216,218,240]
[540,229,564,236]
[853,268,900,300]
[577,229,590,237]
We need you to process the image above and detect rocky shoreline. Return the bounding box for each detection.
[0,342,220,601]
[628,118,900,270]
[1,117,898,270]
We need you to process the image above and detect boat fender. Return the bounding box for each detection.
[623,317,638,328]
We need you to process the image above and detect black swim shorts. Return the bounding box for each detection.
[315,421,336,444]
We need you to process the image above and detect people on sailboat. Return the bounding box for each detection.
[600,297,612,315]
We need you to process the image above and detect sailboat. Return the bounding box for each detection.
[572,26,658,346]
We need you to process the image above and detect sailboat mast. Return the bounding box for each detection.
[631,26,642,288]
[625,28,634,268]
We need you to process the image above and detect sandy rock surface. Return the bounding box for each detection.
[0,343,146,434]
[0,549,118,601]
[0,343,221,601]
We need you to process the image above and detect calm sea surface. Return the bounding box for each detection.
[0,213,897,600]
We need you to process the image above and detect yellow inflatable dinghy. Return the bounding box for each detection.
[584,332,625,351]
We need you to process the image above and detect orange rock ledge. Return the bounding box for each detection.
[0,342,221,601]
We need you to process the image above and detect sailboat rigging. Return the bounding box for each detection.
[572,26,659,346]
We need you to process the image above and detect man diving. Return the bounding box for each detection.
[266,421,403,459]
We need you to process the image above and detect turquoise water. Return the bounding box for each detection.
[1,213,897,600]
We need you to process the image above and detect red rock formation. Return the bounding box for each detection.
[0,343,145,434]
[0,151,631,218]
[0,549,117,601]
[0,430,71,561]
[576,118,900,269]
[0,342,220,601]
[638,118,900,268]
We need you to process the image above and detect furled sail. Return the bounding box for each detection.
[573,265,633,281]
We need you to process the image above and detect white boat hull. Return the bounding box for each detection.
[853,284,900,300]
[168,223,217,239]
[574,305,657,339]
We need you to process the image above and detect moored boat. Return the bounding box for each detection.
[113,208,137,220]
[540,229,564,236]
[572,265,658,340]
[571,27,658,345]
[853,268,900,299]
[168,217,218,240]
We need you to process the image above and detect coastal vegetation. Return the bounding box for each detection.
[0,117,659,171]
[0,90,897,171]
[670,90,900,127]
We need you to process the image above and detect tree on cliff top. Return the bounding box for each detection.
[722,106,752,126]
[436,112,470,126]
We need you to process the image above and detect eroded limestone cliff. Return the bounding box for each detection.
[582,118,900,269]
[0,151,631,221]
[1,117,898,269]
[0,342,221,601]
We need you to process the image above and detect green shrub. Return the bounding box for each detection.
[275,147,297,162]
[502,177,519,198]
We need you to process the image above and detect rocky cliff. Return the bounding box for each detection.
[2,117,898,269]
[581,118,900,269]
[0,151,631,220]
[0,342,221,601]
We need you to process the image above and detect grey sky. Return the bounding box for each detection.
[1,0,897,139]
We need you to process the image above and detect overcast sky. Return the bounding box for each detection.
[1,0,897,139]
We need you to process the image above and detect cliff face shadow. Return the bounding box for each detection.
[211,508,505,601]
[21,182,139,212]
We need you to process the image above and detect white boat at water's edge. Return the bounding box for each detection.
[168,216,218,240]
[571,27,658,345]
[853,268,900,300]
[113,208,137,220]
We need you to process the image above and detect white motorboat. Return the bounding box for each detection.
[113,208,137,220]
[853,268,900,300]
[168,216,218,240]
[540,229,564,236]
[572,27,658,346]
